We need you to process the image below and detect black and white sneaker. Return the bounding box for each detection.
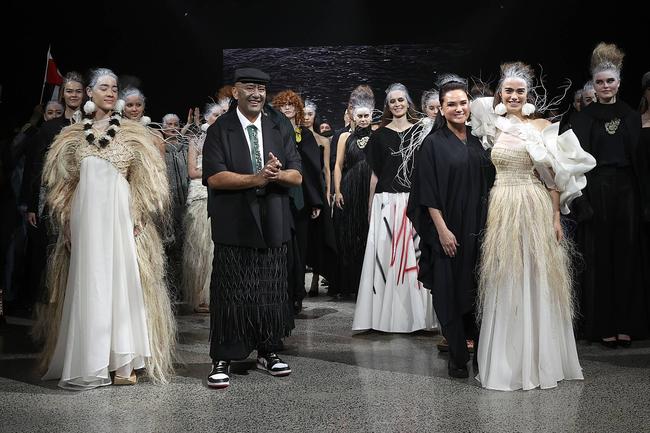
[207,361,230,389]
[256,352,291,377]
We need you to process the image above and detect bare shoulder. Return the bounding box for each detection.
[530,117,552,131]
[315,133,330,148]
[338,131,351,145]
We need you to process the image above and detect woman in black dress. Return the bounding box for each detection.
[333,90,374,299]
[407,76,494,378]
[571,43,650,346]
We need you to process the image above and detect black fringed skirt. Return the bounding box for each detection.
[209,244,293,361]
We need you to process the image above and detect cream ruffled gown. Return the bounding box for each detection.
[471,105,594,391]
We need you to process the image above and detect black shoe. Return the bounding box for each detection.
[448,360,469,379]
[257,352,291,377]
[207,361,230,389]
[600,339,618,349]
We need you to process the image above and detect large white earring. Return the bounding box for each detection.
[522,103,536,116]
[494,102,507,115]
[83,100,96,115]
[114,99,125,114]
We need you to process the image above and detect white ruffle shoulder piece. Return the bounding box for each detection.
[470,97,596,214]
[469,97,498,149]
[526,122,596,214]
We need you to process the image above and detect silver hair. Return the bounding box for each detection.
[304,99,317,112]
[384,83,413,107]
[436,73,468,89]
[582,81,595,93]
[421,90,439,111]
[162,113,180,124]
[496,63,534,94]
[349,93,375,114]
[203,102,222,120]
[120,87,146,105]
[88,68,118,88]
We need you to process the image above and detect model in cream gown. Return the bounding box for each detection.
[471,96,595,391]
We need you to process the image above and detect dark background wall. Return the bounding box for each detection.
[2,0,647,138]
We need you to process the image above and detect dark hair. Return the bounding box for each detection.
[432,80,470,131]
[640,97,649,115]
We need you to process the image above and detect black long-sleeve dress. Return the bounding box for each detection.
[571,101,650,341]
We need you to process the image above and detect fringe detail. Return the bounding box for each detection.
[135,225,178,383]
[42,123,84,227]
[477,179,575,323]
[32,233,69,373]
[210,246,292,347]
[334,159,371,292]
[35,120,176,384]
[182,196,213,308]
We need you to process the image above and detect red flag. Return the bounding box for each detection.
[45,48,63,85]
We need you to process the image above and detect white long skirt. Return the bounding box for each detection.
[477,179,583,391]
[352,192,437,333]
[43,156,151,390]
[182,179,212,309]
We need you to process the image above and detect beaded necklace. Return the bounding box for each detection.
[83,111,121,148]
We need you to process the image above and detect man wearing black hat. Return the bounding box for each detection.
[202,67,302,389]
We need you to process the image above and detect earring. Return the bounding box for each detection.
[522,103,536,116]
[114,99,125,114]
[83,100,96,115]
[494,102,507,115]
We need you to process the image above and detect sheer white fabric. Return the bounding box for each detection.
[353,192,437,333]
[475,117,584,391]
[43,156,151,390]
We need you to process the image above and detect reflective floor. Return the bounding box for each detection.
[1,280,649,433]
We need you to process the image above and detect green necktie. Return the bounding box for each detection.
[246,124,262,172]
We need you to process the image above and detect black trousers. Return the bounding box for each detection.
[442,311,478,368]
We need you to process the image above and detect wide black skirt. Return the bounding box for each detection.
[209,244,293,360]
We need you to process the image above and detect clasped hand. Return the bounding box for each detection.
[258,152,283,185]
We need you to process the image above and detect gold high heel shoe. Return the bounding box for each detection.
[113,370,137,386]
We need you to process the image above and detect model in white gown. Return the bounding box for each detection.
[182,135,213,311]
[471,95,595,391]
[37,107,176,390]
[43,155,150,389]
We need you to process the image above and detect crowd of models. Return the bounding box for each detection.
[1,41,649,391]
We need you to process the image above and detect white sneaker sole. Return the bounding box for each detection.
[256,362,291,377]
[207,380,230,389]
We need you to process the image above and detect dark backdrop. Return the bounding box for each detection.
[2,0,647,138]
